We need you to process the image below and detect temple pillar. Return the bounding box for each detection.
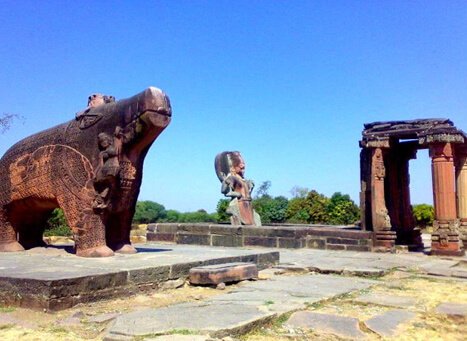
[370,147,396,250]
[456,147,467,249]
[385,145,422,248]
[429,142,464,256]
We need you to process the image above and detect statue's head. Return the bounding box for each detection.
[215,151,246,181]
[229,152,245,177]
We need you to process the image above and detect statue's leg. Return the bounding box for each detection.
[0,207,24,252]
[106,210,137,254]
[57,196,114,257]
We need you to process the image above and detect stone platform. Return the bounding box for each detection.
[0,244,278,311]
[147,223,374,252]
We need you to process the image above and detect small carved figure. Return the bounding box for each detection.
[215,151,261,226]
[93,129,122,210]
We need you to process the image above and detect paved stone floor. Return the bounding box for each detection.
[0,243,465,340]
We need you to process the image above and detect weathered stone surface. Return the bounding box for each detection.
[105,302,276,339]
[364,309,415,337]
[106,273,376,340]
[354,293,417,308]
[285,311,366,339]
[0,87,172,257]
[435,303,467,317]
[189,262,258,285]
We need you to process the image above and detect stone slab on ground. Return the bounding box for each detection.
[278,248,466,279]
[285,311,366,339]
[104,302,276,340]
[0,244,278,311]
[354,293,417,308]
[435,303,467,317]
[364,309,416,337]
[105,274,377,340]
[189,262,258,285]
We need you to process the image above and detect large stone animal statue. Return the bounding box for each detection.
[0,87,171,257]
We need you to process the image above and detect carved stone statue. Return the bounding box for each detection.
[215,151,261,226]
[0,87,171,257]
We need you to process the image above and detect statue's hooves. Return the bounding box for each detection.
[0,241,25,252]
[76,245,114,257]
[114,244,137,254]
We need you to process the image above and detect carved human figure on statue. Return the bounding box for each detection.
[215,151,261,226]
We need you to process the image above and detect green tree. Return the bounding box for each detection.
[326,192,360,225]
[45,208,72,236]
[179,209,216,223]
[254,195,289,224]
[133,200,167,224]
[412,204,434,228]
[286,197,310,223]
[305,190,330,223]
[216,199,230,223]
[163,209,181,222]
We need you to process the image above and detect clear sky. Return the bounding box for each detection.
[1,1,466,213]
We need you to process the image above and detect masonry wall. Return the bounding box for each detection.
[147,223,374,252]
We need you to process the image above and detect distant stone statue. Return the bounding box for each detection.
[0,87,171,257]
[215,151,261,226]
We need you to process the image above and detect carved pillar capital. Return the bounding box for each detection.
[429,142,454,162]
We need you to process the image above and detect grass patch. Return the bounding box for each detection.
[0,306,15,313]
[264,300,275,305]
[167,329,198,335]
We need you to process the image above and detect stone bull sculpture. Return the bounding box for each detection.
[0,87,171,257]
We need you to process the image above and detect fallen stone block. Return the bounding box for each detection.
[189,262,258,285]
[364,309,415,337]
[285,311,366,339]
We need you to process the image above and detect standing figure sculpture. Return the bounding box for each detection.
[215,151,261,226]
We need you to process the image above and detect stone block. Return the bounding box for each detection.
[278,238,303,248]
[326,237,359,245]
[153,223,179,234]
[257,251,280,268]
[327,244,346,251]
[209,224,242,236]
[128,266,171,284]
[177,233,211,246]
[347,245,371,252]
[244,236,277,248]
[211,235,244,247]
[146,232,175,242]
[189,262,258,285]
[146,223,157,232]
[178,224,210,234]
[306,238,326,249]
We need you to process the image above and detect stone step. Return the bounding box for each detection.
[189,262,258,285]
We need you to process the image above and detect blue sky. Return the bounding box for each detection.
[1,1,466,212]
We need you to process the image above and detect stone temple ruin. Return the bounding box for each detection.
[360,119,466,256]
